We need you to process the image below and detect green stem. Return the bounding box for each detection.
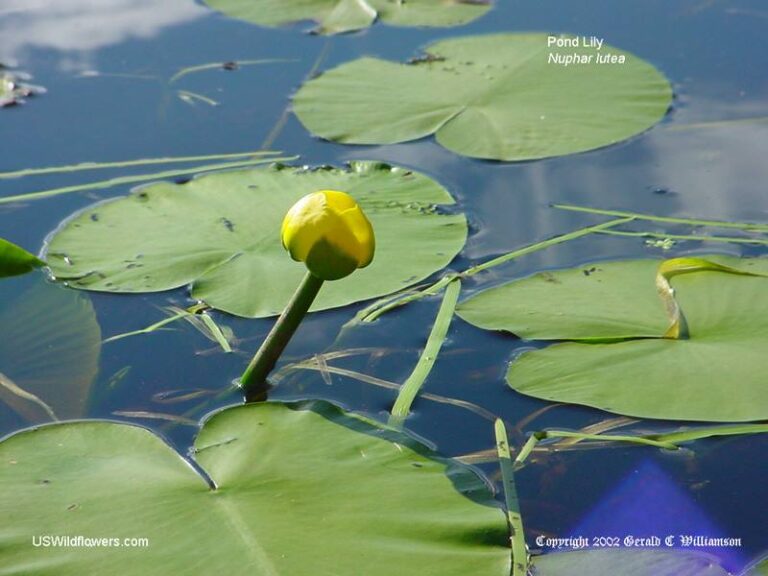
[389,278,461,426]
[495,419,528,576]
[240,272,324,401]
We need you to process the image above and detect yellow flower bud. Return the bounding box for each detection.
[281,190,375,281]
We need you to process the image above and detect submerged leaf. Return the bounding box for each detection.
[203,0,490,35]
[45,161,467,318]
[0,275,101,426]
[294,34,672,161]
[0,401,510,575]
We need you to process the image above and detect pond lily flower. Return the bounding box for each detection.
[281,190,375,281]
[241,190,375,399]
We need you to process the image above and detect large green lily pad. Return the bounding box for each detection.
[203,0,490,35]
[45,162,467,318]
[532,549,729,576]
[0,274,101,426]
[0,237,44,279]
[0,401,510,575]
[458,256,768,422]
[293,34,672,161]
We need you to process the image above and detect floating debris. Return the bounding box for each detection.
[0,65,45,108]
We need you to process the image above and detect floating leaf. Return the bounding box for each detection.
[203,0,490,35]
[293,34,672,161]
[0,275,101,425]
[532,549,729,576]
[45,162,466,317]
[458,256,768,421]
[458,259,668,341]
[0,401,510,575]
[458,256,768,341]
[0,237,44,279]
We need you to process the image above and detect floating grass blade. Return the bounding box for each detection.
[649,423,768,444]
[553,203,768,232]
[512,424,768,464]
[389,278,461,426]
[104,305,233,352]
[514,434,542,467]
[0,156,298,205]
[358,217,634,322]
[270,347,389,381]
[457,416,641,465]
[597,229,768,245]
[168,58,297,84]
[194,312,233,353]
[534,430,679,450]
[360,274,458,324]
[461,217,635,277]
[167,305,233,353]
[314,353,333,386]
[152,389,214,404]
[177,90,219,107]
[514,431,677,467]
[103,309,190,343]
[280,360,498,422]
[0,151,283,180]
[550,416,639,449]
[495,419,528,576]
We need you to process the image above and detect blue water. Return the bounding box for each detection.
[2,0,767,572]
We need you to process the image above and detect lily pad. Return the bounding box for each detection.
[532,549,729,576]
[458,256,768,422]
[45,162,467,318]
[203,0,490,35]
[0,274,101,426]
[0,401,510,575]
[456,255,768,341]
[0,237,44,279]
[293,34,672,161]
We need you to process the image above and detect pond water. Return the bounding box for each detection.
[2,0,767,573]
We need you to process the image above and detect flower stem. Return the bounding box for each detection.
[240,272,324,401]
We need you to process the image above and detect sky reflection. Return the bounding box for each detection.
[0,0,206,67]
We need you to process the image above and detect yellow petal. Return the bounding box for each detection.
[280,190,376,279]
